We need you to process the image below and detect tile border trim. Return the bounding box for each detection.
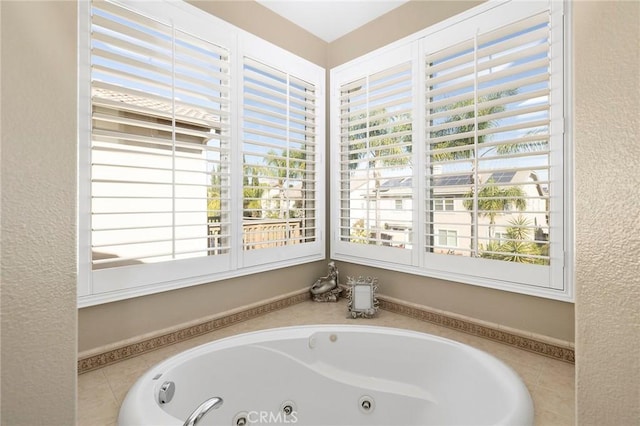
[77,290,311,374]
[377,295,575,364]
[79,289,574,374]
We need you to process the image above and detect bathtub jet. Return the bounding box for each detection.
[118,325,534,425]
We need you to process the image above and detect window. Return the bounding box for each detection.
[331,0,571,300]
[494,231,510,241]
[437,229,458,248]
[334,51,415,260]
[241,58,320,266]
[426,10,553,265]
[88,1,232,271]
[433,198,454,211]
[79,0,324,306]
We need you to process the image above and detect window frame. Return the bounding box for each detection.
[437,229,458,248]
[433,198,455,212]
[330,0,573,302]
[330,44,418,267]
[78,0,325,307]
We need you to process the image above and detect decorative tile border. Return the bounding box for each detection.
[78,290,311,374]
[79,289,574,374]
[378,296,575,364]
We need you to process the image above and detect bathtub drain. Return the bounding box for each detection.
[358,396,375,414]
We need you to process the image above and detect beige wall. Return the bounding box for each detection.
[0,2,3,420]
[336,262,574,340]
[573,1,640,424]
[188,0,327,67]
[328,0,483,68]
[78,262,326,353]
[1,1,78,424]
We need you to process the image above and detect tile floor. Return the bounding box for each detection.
[78,299,575,425]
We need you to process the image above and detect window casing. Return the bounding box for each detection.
[78,0,325,306]
[331,0,572,301]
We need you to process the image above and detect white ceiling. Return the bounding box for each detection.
[255,0,410,42]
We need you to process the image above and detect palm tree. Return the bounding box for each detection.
[242,156,267,218]
[495,127,549,156]
[481,215,545,264]
[462,180,526,239]
[346,109,412,243]
[429,90,517,162]
[265,148,307,219]
[428,89,548,257]
[428,90,517,253]
[207,165,221,220]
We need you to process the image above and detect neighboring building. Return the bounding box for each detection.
[91,87,223,268]
[260,182,304,219]
[348,169,549,256]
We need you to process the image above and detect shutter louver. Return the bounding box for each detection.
[339,62,413,248]
[242,58,318,250]
[90,1,231,269]
[426,12,552,265]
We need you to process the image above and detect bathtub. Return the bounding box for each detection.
[118,325,533,426]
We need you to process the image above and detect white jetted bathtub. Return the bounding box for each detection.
[118,325,533,426]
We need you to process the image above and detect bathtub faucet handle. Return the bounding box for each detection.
[183,397,223,426]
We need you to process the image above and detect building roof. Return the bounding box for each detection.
[92,87,222,128]
[359,170,547,198]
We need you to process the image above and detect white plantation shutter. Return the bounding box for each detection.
[336,59,414,259]
[475,14,552,263]
[85,0,236,298]
[80,0,325,304]
[424,4,563,290]
[90,1,231,269]
[241,57,320,259]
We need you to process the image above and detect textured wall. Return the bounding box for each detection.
[0,1,78,424]
[0,1,3,422]
[574,1,640,423]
